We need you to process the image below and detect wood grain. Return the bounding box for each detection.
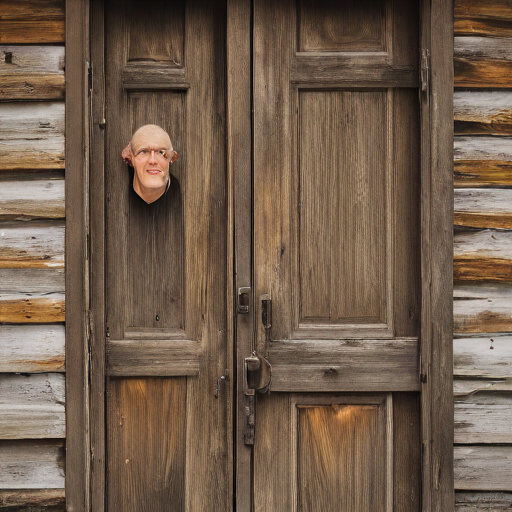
[455,393,512,443]
[455,37,512,87]
[0,46,65,101]
[0,293,65,323]
[455,446,512,491]
[455,491,512,511]
[0,489,65,511]
[454,378,512,397]
[454,91,512,135]
[454,229,512,281]
[0,268,65,293]
[454,336,512,378]
[0,178,65,220]
[0,221,64,269]
[0,373,65,440]
[0,440,65,489]
[0,325,65,373]
[0,103,64,171]
[454,284,512,333]
[455,0,512,37]
[0,0,65,44]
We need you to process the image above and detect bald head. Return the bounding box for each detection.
[122,124,178,166]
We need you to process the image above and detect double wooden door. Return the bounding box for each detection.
[91,0,427,510]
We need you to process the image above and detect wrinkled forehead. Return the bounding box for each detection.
[130,126,172,152]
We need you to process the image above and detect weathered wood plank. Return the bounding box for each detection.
[454,137,512,187]
[455,37,512,87]
[0,1,65,44]
[454,336,512,378]
[0,374,65,440]
[0,46,65,101]
[0,325,65,373]
[0,489,65,511]
[455,190,512,230]
[0,103,64,170]
[455,446,512,490]
[0,268,65,293]
[454,378,512,397]
[455,0,512,38]
[455,393,512,443]
[454,284,512,333]
[0,293,65,323]
[0,179,64,220]
[456,491,512,511]
[0,440,65,489]
[454,91,512,135]
[0,221,64,269]
[454,230,512,282]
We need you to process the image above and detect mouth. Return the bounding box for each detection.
[146,168,162,175]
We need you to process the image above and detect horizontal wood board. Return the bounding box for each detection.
[0,489,65,511]
[455,491,512,511]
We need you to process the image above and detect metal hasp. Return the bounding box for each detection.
[244,389,256,445]
[261,294,272,329]
[237,287,251,314]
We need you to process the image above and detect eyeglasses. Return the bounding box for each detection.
[134,148,171,161]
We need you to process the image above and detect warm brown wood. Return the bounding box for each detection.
[455,0,512,37]
[454,446,512,491]
[455,392,512,443]
[0,0,64,43]
[65,0,89,510]
[0,373,65,439]
[454,190,512,230]
[107,378,186,512]
[454,284,512,333]
[454,160,512,187]
[0,489,65,511]
[0,46,65,101]
[0,222,64,269]
[0,103,64,171]
[454,336,512,378]
[454,230,512,281]
[455,492,512,511]
[0,324,65,373]
[454,91,512,135]
[455,37,512,87]
[0,293,65,323]
[121,65,188,90]
[0,178,65,220]
[0,440,65,489]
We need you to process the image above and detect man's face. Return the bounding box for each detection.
[131,129,171,193]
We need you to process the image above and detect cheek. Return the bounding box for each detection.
[133,161,146,181]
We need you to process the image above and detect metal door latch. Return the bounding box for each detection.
[244,389,256,445]
[237,287,251,314]
[245,352,272,394]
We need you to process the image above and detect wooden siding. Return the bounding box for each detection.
[454,0,512,506]
[0,1,66,510]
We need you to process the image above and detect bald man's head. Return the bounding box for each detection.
[121,124,179,204]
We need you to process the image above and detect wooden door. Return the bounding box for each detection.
[249,0,422,510]
[91,1,231,510]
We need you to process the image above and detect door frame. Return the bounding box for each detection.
[65,0,454,510]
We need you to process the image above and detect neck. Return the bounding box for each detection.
[133,177,168,204]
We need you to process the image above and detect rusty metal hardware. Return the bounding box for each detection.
[214,371,229,399]
[261,294,272,330]
[237,287,251,314]
[244,389,256,445]
[245,352,272,394]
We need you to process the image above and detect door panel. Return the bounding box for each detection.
[103,1,230,510]
[252,0,421,509]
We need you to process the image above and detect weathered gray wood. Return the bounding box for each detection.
[454,91,512,135]
[455,393,512,443]
[455,491,512,511]
[0,45,65,101]
[0,440,65,489]
[454,336,512,378]
[0,0,65,44]
[0,103,64,170]
[0,221,64,268]
[454,284,512,333]
[0,373,65,439]
[107,339,202,376]
[455,36,512,88]
[0,268,65,293]
[0,325,65,373]
[455,446,512,491]
[0,178,65,219]
[0,489,65,511]
[121,64,188,90]
[455,137,512,161]
[268,338,420,392]
[454,230,512,281]
[454,378,512,397]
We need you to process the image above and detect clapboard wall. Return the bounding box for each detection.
[1,0,512,510]
[0,0,66,510]
[453,0,512,509]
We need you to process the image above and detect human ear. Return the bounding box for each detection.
[122,144,134,166]
[170,151,179,164]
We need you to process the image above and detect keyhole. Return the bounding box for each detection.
[155,315,160,322]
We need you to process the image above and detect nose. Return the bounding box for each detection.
[149,150,158,164]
